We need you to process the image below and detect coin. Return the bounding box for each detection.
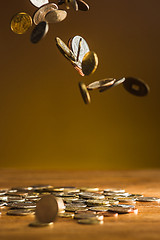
[85,199,109,206]
[72,64,85,76]
[33,3,58,25]
[75,212,103,221]
[78,218,103,225]
[80,187,99,192]
[82,51,98,76]
[29,0,49,8]
[99,78,125,92]
[0,189,8,195]
[97,211,118,217]
[123,77,150,96]
[104,189,126,194]
[89,206,110,212]
[55,37,76,62]
[136,197,160,202]
[9,202,36,209]
[77,0,89,11]
[65,206,88,212]
[70,0,79,11]
[87,78,115,91]
[10,12,32,34]
[108,205,133,214]
[29,221,54,227]
[58,212,74,218]
[7,209,35,216]
[45,10,67,23]
[78,82,91,104]
[30,21,49,44]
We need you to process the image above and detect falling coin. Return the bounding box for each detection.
[77,0,89,11]
[79,82,91,104]
[87,78,115,91]
[123,77,150,96]
[33,3,58,25]
[29,0,49,8]
[55,37,76,61]
[70,0,79,11]
[99,78,125,93]
[82,51,98,76]
[30,21,49,44]
[45,10,67,23]
[10,12,32,34]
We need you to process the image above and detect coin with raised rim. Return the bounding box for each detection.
[123,77,150,96]
[82,51,98,76]
[55,37,76,62]
[10,12,32,34]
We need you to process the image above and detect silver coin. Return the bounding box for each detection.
[85,199,109,207]
[123,77,150,96]
[78,82,91,104]
[89,206,110,212]
[0,189,8,195]
[9,202,36,209]
[29,0,49,8]
[33,3,58,25]
[74,212,103,221]
[104,189,126,194]
[87,78,115,91]
[45,10,67,23]
[99,77,125,92]
[30,21,49,44]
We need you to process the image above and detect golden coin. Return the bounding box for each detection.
[78,82,91,104]
[10,12,32,34]
[55,37,76,62]
[82,51,98,76]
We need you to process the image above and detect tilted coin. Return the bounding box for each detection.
[45,10,67,23]
[87,78,115,91]
[9,202,36,209]
[10,12,32,34]
[99,78,125,92]
[65,206,88,212]
[114,197,136,204]
[29,0,49,8]
[97,211,118,217]
[0,196,8,201]
[35,195,64,223]
[85,199,109,207]
[30,21,49,44]
[0,189,8,195]
[108,205,133,214]
[78,218,103,225]
[55,37,76,62]
[123,77,150,96]
[74,212,103,221]
[7,209,35,216]
[82,51,98,76]
[33,3,58,25]
[77,0,89,11]
[29,221,54,227]
[79,192,105,200]
[136,197,160,202]
[78,82,91,104]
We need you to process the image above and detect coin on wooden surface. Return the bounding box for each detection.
[82,51,98,76]
[29,221,54,227]
[70,0,79,11]
[10,12,32,34]
[7,209,35,216]
[79,82,91,104]
[45,10,67,23]
[29,0,49,8]
[123,77,150,96]
[30,21,49,44]
[33,3,58,25]
[78,218,103,225]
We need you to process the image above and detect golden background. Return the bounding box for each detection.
[0,0,159,169]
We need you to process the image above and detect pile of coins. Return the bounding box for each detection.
[0,185,159,227]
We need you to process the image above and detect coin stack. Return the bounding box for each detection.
[0,185,159,226]
[10,1,150,104]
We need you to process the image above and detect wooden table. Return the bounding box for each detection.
[0,169,160,240]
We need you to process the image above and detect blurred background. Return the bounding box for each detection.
[0,0,159,170]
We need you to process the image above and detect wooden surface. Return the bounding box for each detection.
[0,169,160,240]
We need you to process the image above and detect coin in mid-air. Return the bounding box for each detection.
[79,82,91,104]
[82,51,98,76]
[70,0,79,11]
[33,3,58,25]
[55,37,76,61]
[30,21,49,44]
[29,0,49,8]
[10,12,32,34]
[87,78,115,91]
[99,77,125,92]
[77,0,89,11]
[45,10,67,23]
[123,77,150,96]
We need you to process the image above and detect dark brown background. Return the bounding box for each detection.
[0,0,159,169]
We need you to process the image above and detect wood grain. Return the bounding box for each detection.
[0,169,160,240]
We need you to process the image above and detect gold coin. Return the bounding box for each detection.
[55,37,76,62]
[78,82,91,104]
[82,51,98,76]
[10,12,32,34]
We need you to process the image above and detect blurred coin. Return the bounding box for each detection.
[89,206,109,212]
[87,78,115,91]
[55,37,76,61]
[7,196,25,203]
[82,51,98,75]
[123,77,150,96]
[75,212,103,221]
[85,199,109,206]
[30,21,49,44]
[29,221,54,227]
[9,202,36,209]
[80,187,99,192]
[29,0,49,8]
[97,211,118,217]
[77,0,89,11]
[65,206,88,212]
[45,10,67,23]
[104,189,125,194]
[136,197,160,202]
[70,0,79,11]
[78,82,91,104]
[0,196,8,201]
[79,192,105,200]
[72,64,84,76]
[31,184,53,190]
[10,12,32,34]
[35,195,62,223]
[108,205,133,214]
[78,218,103,225]
[99,78,125,92]
[0,189,8,195]
[33,3,58,25]
[0,202,6,208]
[7,209,35,216]
[58,212,74,218]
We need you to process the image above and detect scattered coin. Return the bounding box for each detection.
[58,212,74,218]
[29,0,49,8]
[78,218,103,225]
[0,189,8,195]
[33,3,58,25]
[87,78,115,91]
[29,221,54,227]
[136,197,160,202]
[74,212,103,221]
[9,202,36,209]
[70,0,79,11]
[78,82,91,104]
[80,187,99,192]
[97,211,118,217]
[10,12,32,34]
[85,199,110,206]
[55,37,76,61]
[45,10,67,23]
[104,189,126,194]
[82,51,98,75]
[89,206,110,212]
[30,21,49,44]
[123,77,150,96]
[99,78,125,92]
[7,209,35,216]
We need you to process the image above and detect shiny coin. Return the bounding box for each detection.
[29,221,54,227]
[58,212,74,218]
[35,195,63,223]
[87,78,115,91]
[136,197,160,202]
[0,189,8,195]
[31,184,53,191]
[80,187,99,192]
[89,206,109,212]
[123,77,150,96]
[82,51,98,76]
[108,205,132,214]
[7,209,35,216]
[33,3,58,25]
[79,192,105,200]
[0,202,7,208]
[65,206,88,212]
[55,37,76,62]
[85,199,109,206]
[115,197,136,204]
[77,0,89,11]
[9,202,36,209]
[99,78,125,92]
[104,189,125,194]
[0,196,8,201]
[29,0,49,8]
[7,196,25,203]
[10,12,32,34]
[97,211,118,217]
[74,212,103,221]
[70,0,79,11]
[45,10,67,23]
[78,82,91,104]
[78,218,103,225]
[30,21,49,44]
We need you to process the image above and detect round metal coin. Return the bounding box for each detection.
[78,82,91,104]
[123,77,150,96]
[30,21,49,44]
[29,0,49,8]
[7,209,35,216]
[10,12,32,34]
[45,10,67,23]
[87,78,115,91]
[55,37,76,61]
[77,0,89,11]
[82,51,98,76]
[70,0,79,11]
